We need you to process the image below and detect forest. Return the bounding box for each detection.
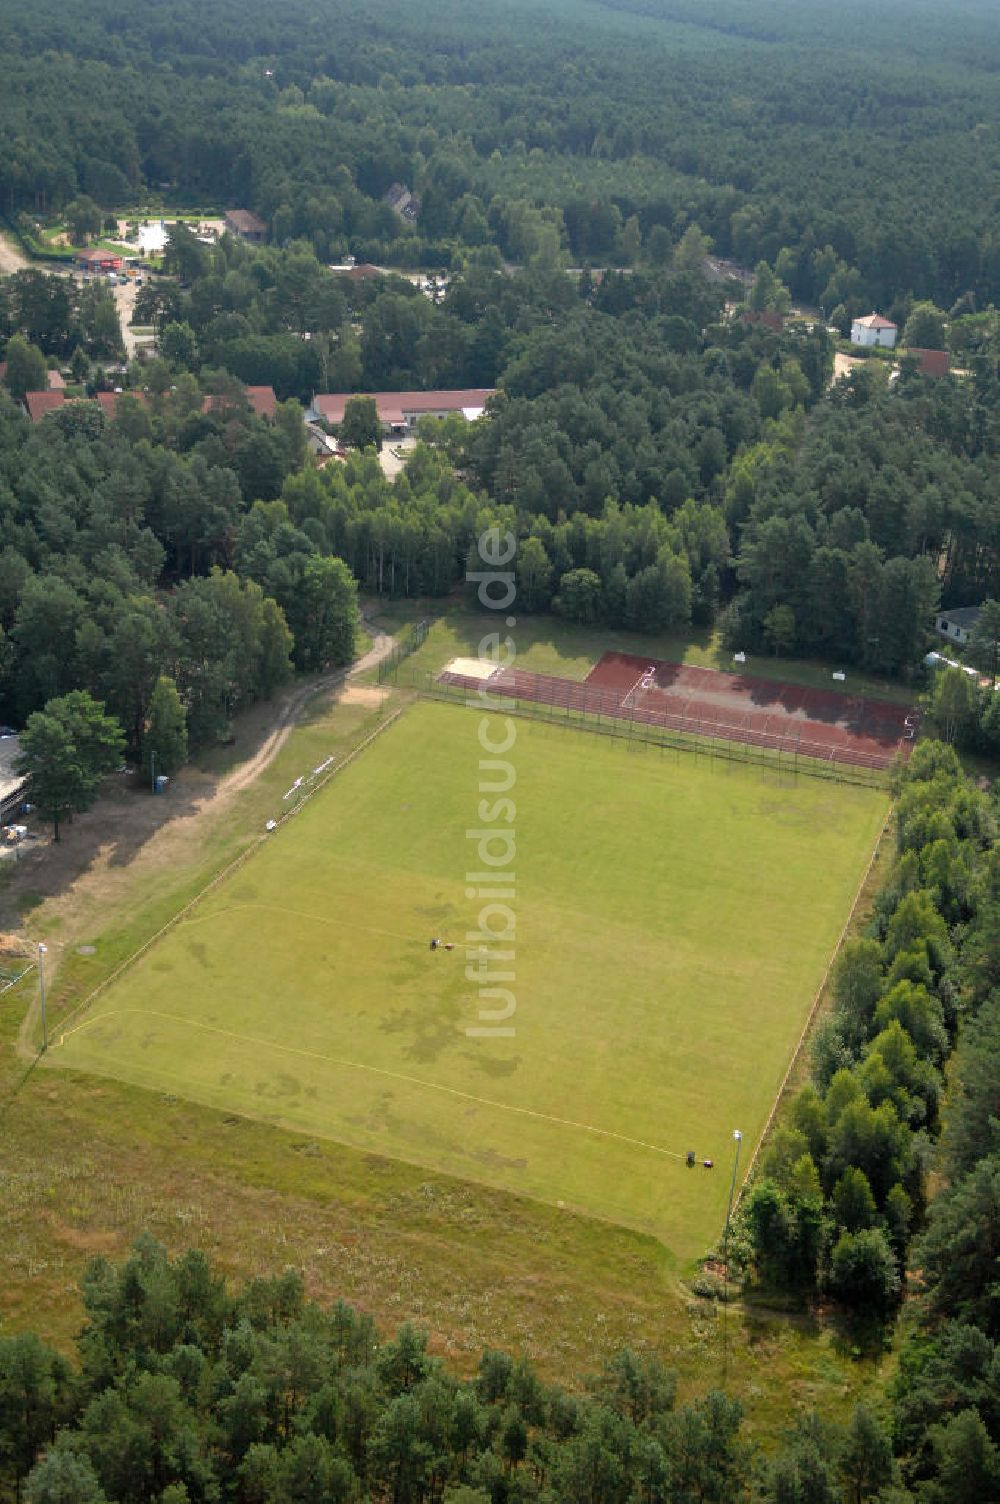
[4,241,1000,764]
[2,0,1000,312]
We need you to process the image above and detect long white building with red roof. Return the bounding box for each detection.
[309,389,495,434]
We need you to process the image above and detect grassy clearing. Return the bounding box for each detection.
[0,681,893,1438]
[51,700,887,1261]
[372,602,916,705]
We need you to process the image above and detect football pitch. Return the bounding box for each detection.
[54,701,889,1261]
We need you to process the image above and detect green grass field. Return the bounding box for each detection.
[52,700,888,1262]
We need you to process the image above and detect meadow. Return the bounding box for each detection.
[52,699,889,1262]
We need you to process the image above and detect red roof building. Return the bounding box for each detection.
[311,389,495,432]
[75,248,124,273]
[908,348,950,377]
[224,209,267,243]
[330,264,384,282]
[246,385,278,418]
[23,390,65,421]
[96,390,150,419]
[202,384,277,420]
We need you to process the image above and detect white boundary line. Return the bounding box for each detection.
[736,802,894,1205]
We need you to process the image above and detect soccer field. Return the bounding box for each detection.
[54,701,889,1261]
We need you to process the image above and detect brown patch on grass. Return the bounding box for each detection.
[339,684,389,708]
[46,1217,124,1256]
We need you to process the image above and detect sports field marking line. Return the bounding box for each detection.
[55,1008,686,1162]
[737,801,894,1204]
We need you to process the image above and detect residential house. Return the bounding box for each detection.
[224,209,267,243]
[329,262,384,283]
[23,391,65,421]
[850,313,897,348]
[246,385,278,419]
[305,423,347,462]
[907,348,950,377]
[202,384,277,419]
[96,390,150,420]
[935,607,980,646]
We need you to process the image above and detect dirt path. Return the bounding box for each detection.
[0,230,28,274]
[0,631,397,946]
[112,277,140,358]
[832,351,867,384]
[217,630,394,800]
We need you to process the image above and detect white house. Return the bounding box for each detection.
[935,607,980,646]
[851,313,898,349]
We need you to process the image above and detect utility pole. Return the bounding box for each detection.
[150,746,157,794]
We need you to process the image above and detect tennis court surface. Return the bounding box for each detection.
[439,651,917,771]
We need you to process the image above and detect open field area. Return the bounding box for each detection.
[49,699,888,1260]
[0,673,896,1436]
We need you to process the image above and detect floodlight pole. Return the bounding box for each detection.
[721,1128,742,1386]
[724,1129,743,1269]
[38,943,48,1053]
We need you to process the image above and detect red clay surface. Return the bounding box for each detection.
[438,652,918,771]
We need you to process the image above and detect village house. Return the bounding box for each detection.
[95,390,150,420]
[224,209,267,243]
[907,348,950,377]
[935,607,980,646]
[202,384,277,419]
[23,391,65,421]
[851,312,898,348]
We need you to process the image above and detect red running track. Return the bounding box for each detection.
[438,652,918,771]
